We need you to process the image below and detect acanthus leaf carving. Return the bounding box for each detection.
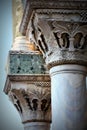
[52,21,87,51]
[8,91,23,115]
[24,8,87,67]
[21,85,51,112]
[8,84,51,122]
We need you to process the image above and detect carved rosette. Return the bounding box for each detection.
[25,9,87,68]
[4,75,51,124]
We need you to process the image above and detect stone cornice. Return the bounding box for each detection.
[20,0,87,35]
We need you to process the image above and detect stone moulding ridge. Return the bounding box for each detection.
[4,74,50,94]
[22,119,51,124]
[20,0,87,35]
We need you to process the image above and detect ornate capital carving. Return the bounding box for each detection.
[22,8,87,68]
[4,75,51,123]
[20,1,87,35]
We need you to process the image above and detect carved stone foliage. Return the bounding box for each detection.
[36,27,49,56]
[36,20,87,52]
[19,0,87,68]
[9,91,23,115]
[52,21,87,51]
[8,85,51,122]
[5,75,51,122]
[21,86,51,112]
[26,11,87,52]
[26,10,87,68]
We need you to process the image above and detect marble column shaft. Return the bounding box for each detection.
[50,65,87,130]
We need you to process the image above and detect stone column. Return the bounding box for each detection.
[40,20,87,129]
[50,65,87,130]
[19,1,87,129]
[11,0,38,52]
[4,75,51,130]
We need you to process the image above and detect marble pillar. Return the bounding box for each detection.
[50,65,87,130]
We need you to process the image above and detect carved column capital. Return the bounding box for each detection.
[4,75,51,125]
[44,21,87,68]
[21,8,87,68]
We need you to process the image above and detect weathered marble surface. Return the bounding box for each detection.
[50,65,87,130]
[7,51,47,74]
[4,74,51,130]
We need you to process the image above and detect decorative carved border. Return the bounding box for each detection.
[47,59,87,70]
[4,74,50,94]
[46,51,87,69]
[22,119,51,124]
[9,50,41,55]
[36,9,87,21]
[20,0,87,35]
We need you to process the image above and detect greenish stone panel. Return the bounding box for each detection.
[8,52,47,74]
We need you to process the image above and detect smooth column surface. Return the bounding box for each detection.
[50,65,87,130]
